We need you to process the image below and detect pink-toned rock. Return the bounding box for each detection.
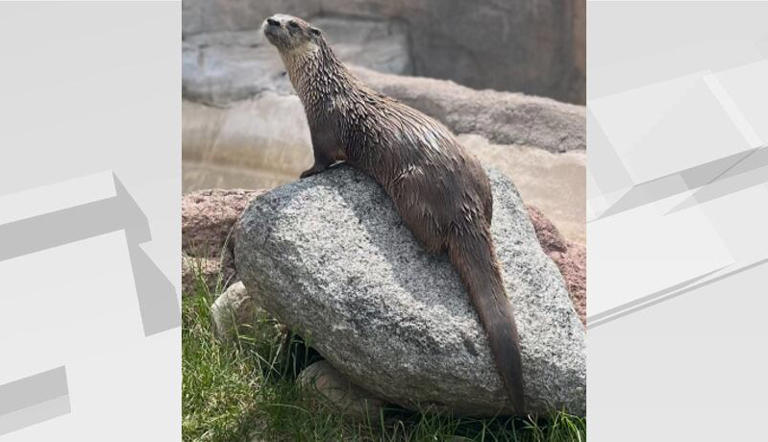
[182,255,238,295]
[182,189,263,294]
[526,205,585,325]
[182,188,264,257]
[556,241,586,326]
[526,205,568,254]
[181,188,586,324]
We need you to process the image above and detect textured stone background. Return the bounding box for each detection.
[182,0,585,104]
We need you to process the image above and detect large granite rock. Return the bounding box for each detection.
[234,166,585,416]
[180,186,585,316]
[182,0,584,104]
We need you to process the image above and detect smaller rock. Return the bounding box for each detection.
[553,242,586,325]
[211,281,258,340]
[182,255,237,296]
[182,189,263,257]
[182,189,262,296]
[298,361,387,421]
[526,205,568,254]
[526,205,585,325]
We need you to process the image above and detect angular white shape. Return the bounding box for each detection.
[712,60,768,145]
[587,192,734,320]
[590,73,754,184]
[0,171,115,227]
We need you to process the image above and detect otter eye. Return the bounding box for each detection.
[310,27,321,36]
[288,21,300,29]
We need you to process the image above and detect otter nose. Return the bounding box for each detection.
[266,17,280,27]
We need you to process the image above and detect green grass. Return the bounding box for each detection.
[182,265,586,442]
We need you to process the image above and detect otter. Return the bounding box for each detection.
[263,14,526,414]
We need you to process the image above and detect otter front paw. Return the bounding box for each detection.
[300,163,329,179]
[300,167,319,179]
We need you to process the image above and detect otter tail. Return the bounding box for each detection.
[448,224,525,414]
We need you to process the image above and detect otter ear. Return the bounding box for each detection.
[309,27,321,37]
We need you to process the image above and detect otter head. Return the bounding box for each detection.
[262,14,323,55]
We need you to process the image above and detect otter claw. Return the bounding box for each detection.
[300,161,335,178]
[300,167,320,179]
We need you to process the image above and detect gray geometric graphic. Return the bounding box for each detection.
[0,171,179,336]
[587,267,725,328]
[669,145,768,213]
[587,109,634,199]
[0,171,180,438]
[0,367,70,437]
[588,256,768,329]
[0,2,180,439]
[594,145,767,220]
[587,1,768,327]
[589,3,768,441]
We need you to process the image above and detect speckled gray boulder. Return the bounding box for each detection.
[234,166,585,416]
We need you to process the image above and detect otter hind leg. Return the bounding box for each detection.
[402,212,446,254]
[388,186,449,254]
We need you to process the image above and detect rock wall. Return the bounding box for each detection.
[183,18,411,106]
[182,0,585,104]
[181,68,586,242]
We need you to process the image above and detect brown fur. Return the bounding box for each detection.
[264,14,525,413]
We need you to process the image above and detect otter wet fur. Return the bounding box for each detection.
[264,14,526,414]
